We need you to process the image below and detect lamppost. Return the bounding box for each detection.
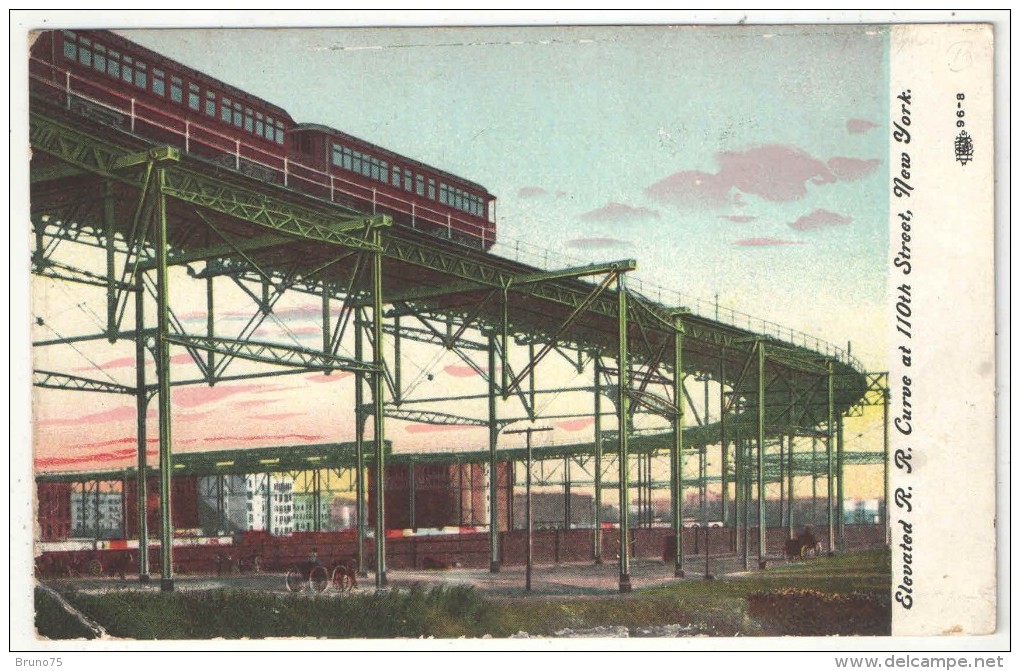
[505,425,552,592]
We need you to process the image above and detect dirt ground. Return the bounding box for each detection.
[48,552,793,598]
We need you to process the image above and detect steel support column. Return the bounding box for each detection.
[788,433,795,538]
[134,271,150,582]
[743,439,751,570]
[313,469,322,532]
[488,334,500,573]
[408,462,416,531]
[671,314,685,577]
[811,436,819,525]
[563,456,571,530]
[836,414,846,552]
[592,356,603,564]
[371,239,387,588]
[617,272,631,593]
[719,355,728,531]
[827,361,836,555]
[155,167,174,592]
[883,385,891,546]
[779,435,786,531]
[102,180,117,342]
[734,433,743,557]
[354,310,367,578]
[757,341,767,569]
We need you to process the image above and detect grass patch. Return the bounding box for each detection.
[43,549,890,639]
[53,584,497,640]
[34,587,100,640]
[482,548,891,637]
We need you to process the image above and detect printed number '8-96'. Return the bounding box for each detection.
[956,93,966,127]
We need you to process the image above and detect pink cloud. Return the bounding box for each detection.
[250,412,305,421]
[646,144,881,210]
[789,209,854,232]
[231,398,281,409]
[827,157,882,181]
[286,325,324,336]
[556,418,593,431]
[202,433,325,443]
[304,372,352,383]
[579,202,660,223]
[732,237,806,247]
[172,383,271,408]
[36,447,139,468]
[178,410,214,423]
[404,424,478,434]
[716,145,836,202]
[720,215,756,223]
[644,170,732,209]
[517,186,549,198]
[73,352,199,372]
[563,237,631,250]
[444,365,486,378]
[38,405,153,427]
[847,118,879,134]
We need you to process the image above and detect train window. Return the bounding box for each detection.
[275,121,285,145]
[188,83,200,110]
[93,44,107,73]
[134,62,147,89]
[416,175,425,197]
[391,167,401,188]
[370,158,380,181]
[62,32,77,60]
[171,76,184,104]
[205,91,216,116]
[221,97,232,123]
[244,108,254,133]
[439,183,448,205]
[107,51,120,79]
[428,178,436,200]
[264,116,274,140]
[380,160,388,184]
[77,39,92,68]
[152,69,166,97]
[351,150,362,175]
[404,169,412,191]
[256,112,265,137]
[121,59,133,85]
[232,101,243,127]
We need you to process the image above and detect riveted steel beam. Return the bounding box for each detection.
[33,370,135,395]
[137,232,293,271]
[160,170,387,251]
[30,113,388,252]
[378,259,637,305]
[163,334,375,373]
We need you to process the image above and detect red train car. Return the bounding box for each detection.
[287,124,496,249]
[29,30,293,177]
[29,29,497,250]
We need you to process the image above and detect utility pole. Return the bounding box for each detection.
[505,425,552,592]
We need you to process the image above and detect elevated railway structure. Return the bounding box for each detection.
[29,93,887,593]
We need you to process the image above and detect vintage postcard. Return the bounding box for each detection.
[11,10,1005,658]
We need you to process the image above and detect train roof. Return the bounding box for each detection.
[54,29,296,124]
[292,123,494,198]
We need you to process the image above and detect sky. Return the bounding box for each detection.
[29,22,890,495]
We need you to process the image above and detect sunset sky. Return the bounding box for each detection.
[29,23,889,493]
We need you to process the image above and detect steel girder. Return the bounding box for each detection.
[29,112,388,252]
[33,370,135,395]
[162,334,376,374]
